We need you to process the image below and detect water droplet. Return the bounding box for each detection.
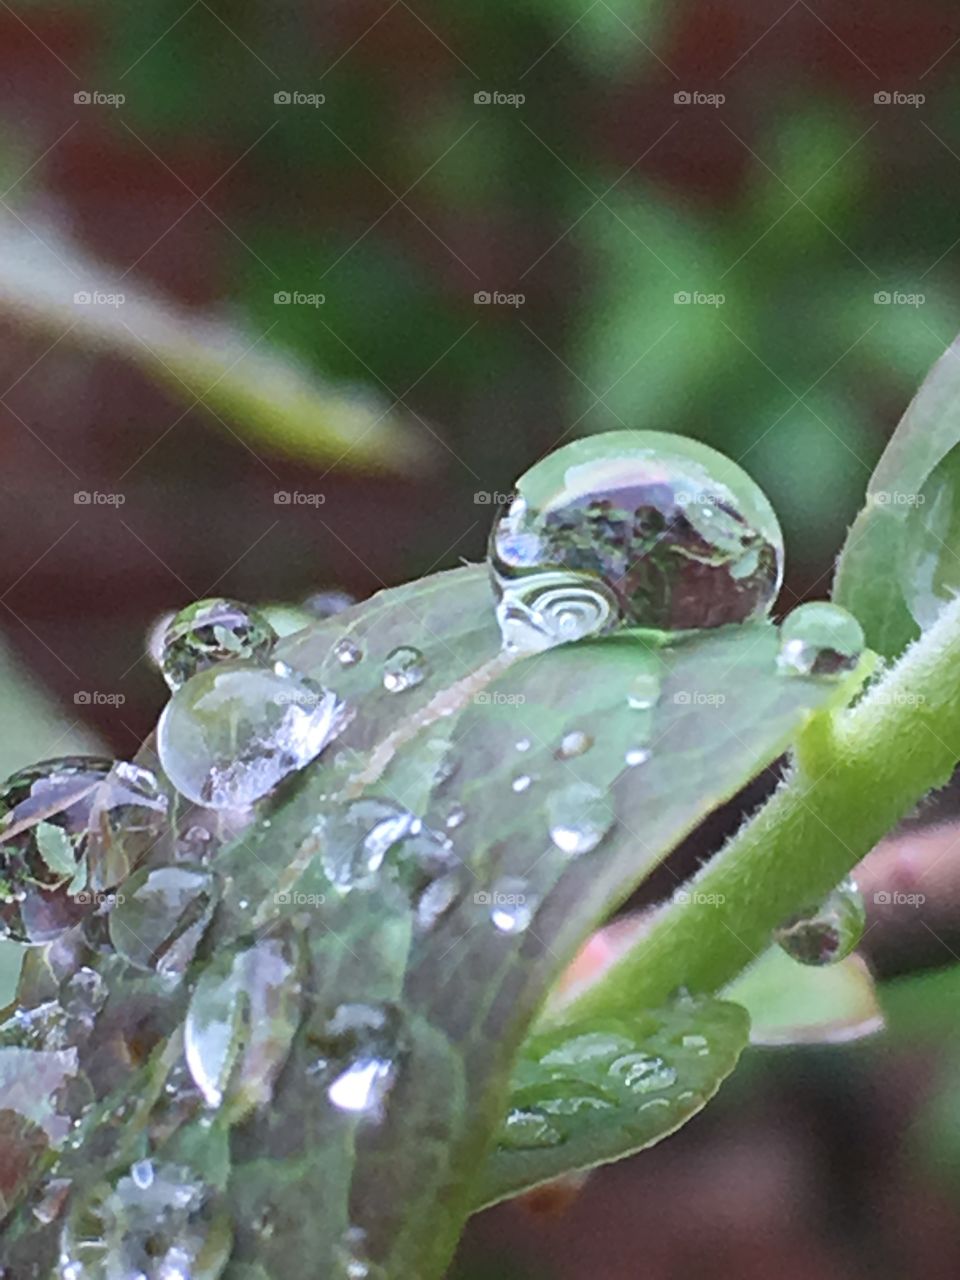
[130,1159,154,1190]
[415,872,461,931]
[547,782,615,855]
[489,431,784,651]
[159,597,277,692]
[444,803,466,830]
[333,637,363,667]
[303,589,356,620]
[539,1031,635,1068]
[157,662,350,809]
[511,774,533,793]
[499,1106,564,1150]
[627,671,662,710]
[59,1161,232,1280]
[625,747,651,767]
[185,934,301,1116]
[774,876,866,966]
[33,1176,71,1225]
[0,757,167,944]
[109,865,218,977]
[777,602,865,678]
[308,1002,403,1122]
[145,610,176,670]
[901,450,960,629]
[608,1052,678,1093]
[515,738,532,753]
[319,799,418,890]
[334,1226,387,1280]
[486,876,539,933]
[382,646,427,693]
[555,729,593,760]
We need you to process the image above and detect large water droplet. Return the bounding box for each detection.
[184,934,301,1116]
[308,1002,403,1121]
[777,602,865,678]
[489,431,783,651]
[333,637,363,667]
[109,865,218,977]
[159,597,277,692]
[901,449,960,629]
[58,1162,232,1280]
[157,662,350,809]
[0,758,166,944]
[498,1106,564,1150]
[547,782,615,855]
[608,1052,678,1093]
[774,876,866,966]
[485,876,539,933]
[556,729,593,760]
[382,646,427,693]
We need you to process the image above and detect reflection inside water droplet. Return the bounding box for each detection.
[382,646,427,693]
[776,602,864,679]
[774,876,865,966]
[159,597,277,692]
[547,782,614,856]
[333,637,363,667]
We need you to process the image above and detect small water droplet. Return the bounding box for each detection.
[486,876,539,933]
[32,1176,71,1225]
[511,774,533,793]
[444,804,466,830]
[547,782,614,856]
[539,1031,634,1068]
[334,1226,387,1280]
[625,747,651,767]
[333,637,363,667]
[109,865,218,978]
[382,646,427,693]
[609,1052,677,1093]
[160,597,277,692]
[309,1002,403,1122]
[555,729,593,760]
[157,662,350,809]
[777,602,865,679]
[130,1160,154,1190]
[499,1106,564,1150]
[489,432,784,652]
[627,671,662,710]
[515,738,532,753]
[774,876,866,966]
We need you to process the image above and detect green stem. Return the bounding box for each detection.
[564,595,960,1021]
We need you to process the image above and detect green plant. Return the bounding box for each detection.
[3,334,960,1279]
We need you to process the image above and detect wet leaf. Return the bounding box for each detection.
[476,994,749,1209]
[33,823,79,881]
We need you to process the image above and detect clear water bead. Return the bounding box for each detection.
[774,876,866,966]
[157,661,350,809]
[382,646,427,693]
[486,876,539,933]
[489,431,783,651]
[547,782,615,855]
[777,602,865,679]
[159,597,277,692]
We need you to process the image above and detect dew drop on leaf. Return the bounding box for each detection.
[773,876,866,966]
[159,597,278,692]
[625,747,651,767]
[487,876,539,933]
[443,803,466,830]
[515,738,532,753]
[776,602,865,679]
[333,637,363,667]
[547,782,615,855]
[627,671,662,710]
[108,865,218,977]
[499,1106,565,1151]
[309,1002,403,1121]
[157,661,350,809]
[555,729,594,760]
[608,1052,678,1094]
[489,431,784,651]
[382,645,427,692]
[58,1161,232,1280]
[511,774,533,793]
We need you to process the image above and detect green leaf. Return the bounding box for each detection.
[475,994,749,1209]
[834,330,960,658]
[0,215,428,472]
[724,948,884,1047]
[33,822,79,880]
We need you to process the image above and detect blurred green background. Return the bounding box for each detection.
[3,1,960,1276]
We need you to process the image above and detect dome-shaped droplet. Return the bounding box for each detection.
[156,662,349,809]
[489,431,784,651]
[777,602,865,678]
[608,1052,678,1093]
[773,877,866,966]
[382,646,427,693]
[627,671,662,710]
[625,746,650,767]
[308,1002,404,1121]
[333,637,363,667]
[556,729,594,760]
[498,1105,564,1150]
[159,597,277,692]
[486,876,539,933]
[109,865,218,977]
[58,1161,232,1280]
[319,799,419,890]
[0,757,166,944]
[547,782,615,855]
